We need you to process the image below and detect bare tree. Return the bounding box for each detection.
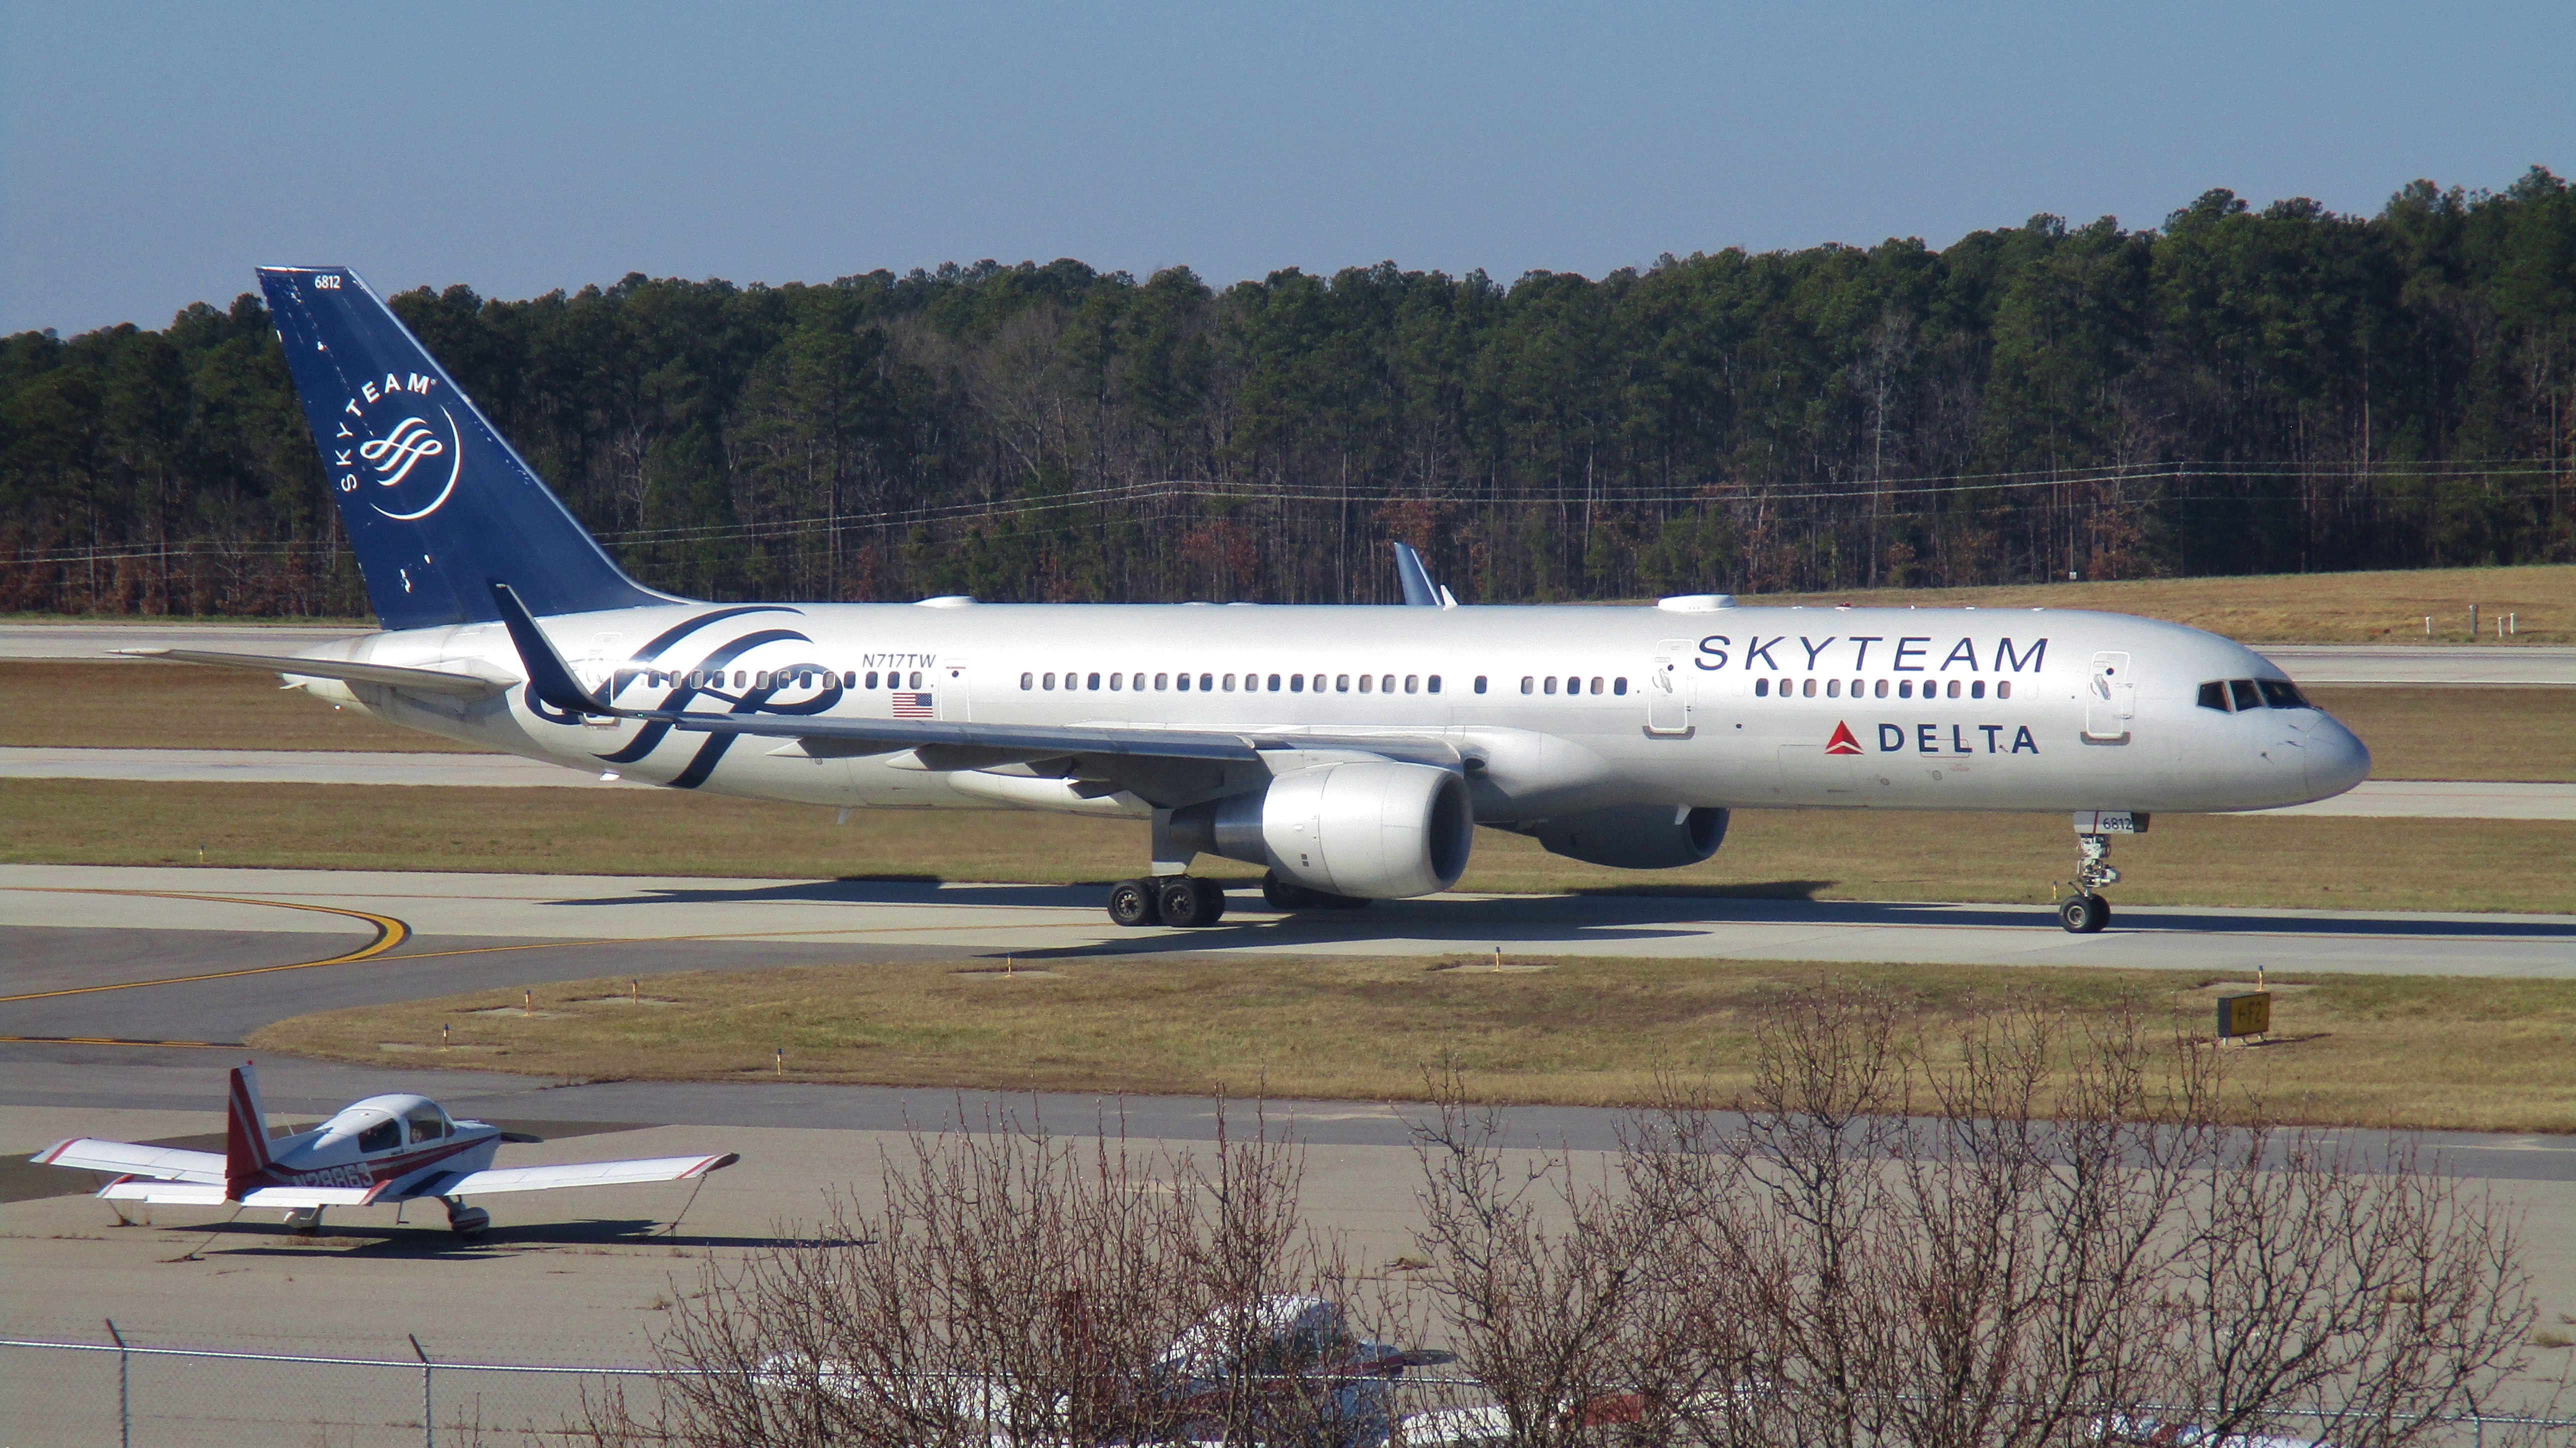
[580,1106,1390,1448]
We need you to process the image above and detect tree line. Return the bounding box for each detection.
[4,170,2572,618]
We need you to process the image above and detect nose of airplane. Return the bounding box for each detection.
[2303,714,2372,798]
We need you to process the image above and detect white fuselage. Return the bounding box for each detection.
[290,598,2370,826]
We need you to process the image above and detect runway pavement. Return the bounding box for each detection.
[8,860,2576,1374]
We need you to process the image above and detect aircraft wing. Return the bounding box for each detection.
[34,1137,225,1184]
[422,1152,738,1197]
[90,1180,394,1208]
[113,648,518,700]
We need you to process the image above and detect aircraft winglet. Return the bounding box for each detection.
[490,582,607,715]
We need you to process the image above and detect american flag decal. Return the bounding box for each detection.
[891,692,935,718]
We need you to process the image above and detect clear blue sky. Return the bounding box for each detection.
[4,1,2568,336]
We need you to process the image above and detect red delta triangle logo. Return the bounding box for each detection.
[1824,721,1864,756]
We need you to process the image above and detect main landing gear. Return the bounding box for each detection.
[445,1199,490,1238]
[2055,828,2121,934]
[1107,875,1228,929]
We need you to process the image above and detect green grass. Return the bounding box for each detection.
[252,956,2576,1134]
[8,778,2570,914]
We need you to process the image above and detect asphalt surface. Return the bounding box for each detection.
[8,864,2572,982]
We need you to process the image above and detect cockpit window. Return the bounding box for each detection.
[404,1107,450,1141]
[2197,682,2230,712]
[2256,679,2308,710]
[356,1118,401,1153]
[2228,679,2262,712]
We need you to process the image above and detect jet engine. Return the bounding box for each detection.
[1169,760,1473,899]
[1522,804,1729,870]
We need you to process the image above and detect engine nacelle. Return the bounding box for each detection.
[1170,761,1473,899]
[1524,804,1728,870]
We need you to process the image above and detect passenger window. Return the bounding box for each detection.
[1088,672,1102,690]
[1406,675,1420,694]
[1290,674,1304,692]
[1826,680,1842,698]
[734,670,747,688]
[1108,673,1122,690]
[358,1119,400,1153]
[1176,673,1191,692]
[1971,680,1986,699]
[1358,674,1374,693]
[1200,674,1213,691]
[910,672,922,689]
[1020,672,1034,690]
[1428,675,1442,693]
[1756,678,1770,697]
[1613,678,1626,695]
[1947,680,1962,699]
[1874,679,1888,698]
[1802,679,1816,698]
[1334,674,1348,692]
[1268,674,1282,691]
[2229,679,2261,710]
[1150,673,1164,690]
[1522,676,1535,694]
[2258,679,2307,709]
[1474,676,1488,694]
[1589,676,1602,694]
[1998,680,2012,699]
[842,672,856,689]
[1381,675,1395,694]
[1544,677,1558,695]
[1222,674,1236,691]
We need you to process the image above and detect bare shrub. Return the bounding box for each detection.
[578,1108,1391,1448]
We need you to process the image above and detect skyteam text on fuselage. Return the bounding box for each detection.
[137,266,2371,936]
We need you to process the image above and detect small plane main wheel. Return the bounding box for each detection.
[1157,876,1224,928]
[1262,872,1318,911]
[446,1204,490,1237]
[1107,878,1161,928]
[2058,893,2110,934]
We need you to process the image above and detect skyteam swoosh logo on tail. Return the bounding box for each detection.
[331,372,462,521]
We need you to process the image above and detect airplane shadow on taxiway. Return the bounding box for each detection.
[194,1216,849,1258]
[529,876,2574,946]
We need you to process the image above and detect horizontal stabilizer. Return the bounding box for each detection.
[437,1152,740,1196]
[34,1138,224,1185]
[114,648,516,699]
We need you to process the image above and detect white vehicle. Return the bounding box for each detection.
[34,1062,736,1236]
[144,267,2370,934]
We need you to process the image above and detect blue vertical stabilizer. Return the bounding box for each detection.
[258,266,670,630]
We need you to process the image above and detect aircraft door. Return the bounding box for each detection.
[2084,651,2134,742]
[939,660,972,722]
[1646,640,1693,736]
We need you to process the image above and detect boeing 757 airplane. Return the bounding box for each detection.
[128,268,2370,934]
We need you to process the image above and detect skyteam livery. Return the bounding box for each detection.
[135,267,2371,934]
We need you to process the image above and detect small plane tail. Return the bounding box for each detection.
[224,1061,274,1200]
[254,266,668,632]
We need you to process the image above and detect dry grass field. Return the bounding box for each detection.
[252,956,2576,1134]
[4,664,2568,781]
[8,778,2570,913]
[1752,562,2575,644]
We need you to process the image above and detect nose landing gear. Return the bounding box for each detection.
[2055,812,2142,933]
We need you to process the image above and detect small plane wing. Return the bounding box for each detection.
[113,648,518,699]
[34,1137,225,1184]
[422,1152,738,1198]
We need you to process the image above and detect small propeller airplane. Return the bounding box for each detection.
[32,1062,736,1236]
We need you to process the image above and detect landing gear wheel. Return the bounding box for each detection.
[446,1202,490,1238]
[1262,872,1318,911]
[2058,893,2110,934]
[1157,876,1226,928]
[1107,878,1161,928]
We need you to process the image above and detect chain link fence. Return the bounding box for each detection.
[7,1330,2572,1446]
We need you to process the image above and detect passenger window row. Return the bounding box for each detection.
[1018,670,1444,695]
[642,668,919,691]
[1756,677,2011,700]
[1518,676,1630,696]
[2198,678,2310,712]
